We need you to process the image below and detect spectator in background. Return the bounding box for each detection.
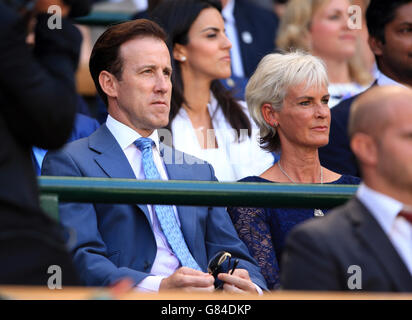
[0,0,90,285]
[228,51,360,290]
[282,86,412,292]
[352,0,376,78]
[151,0,275,181]
[277,0,373,108]
[25,6,101,175]
[221,0,278,79]
[319,0,412,177]
[219,0,278,98]
[272,0,288,18]
[32,113,100,175]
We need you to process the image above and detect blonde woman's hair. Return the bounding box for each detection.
[246,51,329,152]
[276,0,372,86]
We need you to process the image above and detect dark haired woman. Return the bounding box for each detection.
[151,0,274,181]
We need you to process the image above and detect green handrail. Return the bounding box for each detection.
[39,176,358,208]
[75,12,133,26]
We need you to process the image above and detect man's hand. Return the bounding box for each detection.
[217,269,258,294]
[160,267,215,292]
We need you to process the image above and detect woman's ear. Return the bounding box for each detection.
[261,103,279,128]
[368,36,383,57]
[99,70,118,99]
[173,43,187,62]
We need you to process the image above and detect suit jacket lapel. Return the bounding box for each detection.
[88,124,150,221]
[348,198,412,290]
[162,145,198,259]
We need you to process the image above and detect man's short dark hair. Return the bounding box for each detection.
[366,0,412,44]
[89,19,167,106]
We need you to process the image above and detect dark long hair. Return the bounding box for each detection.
[150,0,251,140]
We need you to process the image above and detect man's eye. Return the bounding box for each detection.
[299,101,311,106]
[322,99,330,105]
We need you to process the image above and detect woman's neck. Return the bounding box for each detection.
[322,57,352,84]
[180,70,218,149]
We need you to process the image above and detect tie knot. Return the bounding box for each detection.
[134,137,154,151]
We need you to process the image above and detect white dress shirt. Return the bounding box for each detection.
[171,94,274,181]
[106,115,180,292]
[328,82,369,108]
[222,0,245,78]
[356,183,412,275]
[376,69,408,88]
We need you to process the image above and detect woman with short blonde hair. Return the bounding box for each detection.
[228,51,360,289]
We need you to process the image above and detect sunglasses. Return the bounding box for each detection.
[207,251,239,289]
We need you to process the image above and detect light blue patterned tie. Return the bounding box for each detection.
[134,137,201,271]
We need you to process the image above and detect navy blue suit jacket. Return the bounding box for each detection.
[319,95,359,177]
[41,125,267,289]
[319,82,377,177]
[282,198,412,291]
[233,0,279,78]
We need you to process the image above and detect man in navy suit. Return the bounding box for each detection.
[282,85,412,292]
[42,19,267,293]
[224,0,279,79]
[319,0,412,177]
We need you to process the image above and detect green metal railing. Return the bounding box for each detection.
[39,176,358,220]
[75,12,132,26]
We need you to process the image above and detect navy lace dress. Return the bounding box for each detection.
[227,174,361,290]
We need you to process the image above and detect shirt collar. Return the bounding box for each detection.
[105,114,160,151]
[356,183,404,235]
[222,0,235,23]
[376,69,408,88]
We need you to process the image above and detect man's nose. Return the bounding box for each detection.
[155,74,171,93]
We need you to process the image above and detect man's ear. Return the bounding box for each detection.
[350,133,378,167]
[261,103,279,128]
[173,43,187,62]
[368,36,383,57]
[99,70,118,99]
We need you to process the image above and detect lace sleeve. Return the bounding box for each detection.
[228,207,280,290]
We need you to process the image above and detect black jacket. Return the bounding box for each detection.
[0,4,81,285]
[281,198,412,292]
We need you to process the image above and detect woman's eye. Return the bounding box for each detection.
[207,33,217,38]
[399,27,412,33]
[299,101,311,106]
[328,13,340,20]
